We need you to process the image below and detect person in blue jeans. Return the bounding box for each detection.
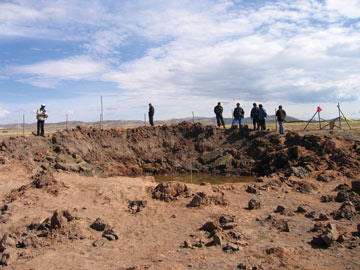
[276,105,286,134]
[232,103,244,128]
[258,104,267,130]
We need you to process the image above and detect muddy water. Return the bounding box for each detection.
[155,174,256,185]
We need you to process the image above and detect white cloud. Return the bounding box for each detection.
[9,56,107,87]
[0,108,10,119]
[327,0,360,19]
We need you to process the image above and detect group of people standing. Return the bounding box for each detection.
[35,102,286,136]
[214,102,287,134]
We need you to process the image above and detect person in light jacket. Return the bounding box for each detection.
[36,104,48,136]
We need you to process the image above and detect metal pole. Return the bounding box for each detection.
[192,112,195,124]
[22,114,24,135]
[144,114,146,126]
[318,111,321,129]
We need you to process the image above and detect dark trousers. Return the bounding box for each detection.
[149,114,154,126]
[37,120,45,136]
[216,114,225,128]
[259,119,266,130]
[252,117,259,130]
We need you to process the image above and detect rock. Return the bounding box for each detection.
[319,213,330,221]
[351,180,360,195]
[222,223,238,230]
[321,195,335,203]
[219,214,235,225]
[295,205,307,213]
[305,211,316,219]
[102,228,119,241]
[333,202,357,220]
[311,222,325,232]
[92,237,107,247]
[62,210,75,222]
[212,154,233,169]
[152,181,188,202]
[274,205,285,213]
[199,148,223,164]
[335,184,351,191]
[290,166,311,178]
[90,218,107,231]
[223,242,240,252]
[128,200,147,214]
[31,170,57,188]
[273,219,290,232]
[182,240,192,248]
[320,223,339,247]
[212,234,223,247]
[248,199,260,210]
[50,211,64,229]
[200,220,221,233]
[187,192,228,207]
[245,186,257,194]
[266,247,285,257]
[335,191,350,202]
[0,213,10,223]
[0,234,16,252]
[22,236,39,248]
[0,248,17,266]
[317,171,339,182]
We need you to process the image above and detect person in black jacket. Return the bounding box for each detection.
[231,103,244,128]
[250,103,260,130]
[148,103,155,126]
[276,105,286,134]
[214,102,226,128]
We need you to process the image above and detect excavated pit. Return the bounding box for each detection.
[1,121,360,179]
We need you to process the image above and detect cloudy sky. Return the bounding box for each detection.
[0,0,360,124]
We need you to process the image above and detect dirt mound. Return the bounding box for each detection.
[1,122,360,178]
[151,181,189,202]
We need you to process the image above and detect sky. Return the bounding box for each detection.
[0,0,360,124]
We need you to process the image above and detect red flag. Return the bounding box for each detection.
[317,106,322,113]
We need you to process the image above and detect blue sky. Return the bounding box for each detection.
[0,0,360,124]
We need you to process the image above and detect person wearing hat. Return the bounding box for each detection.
[148,103,155,126]
[36,104,48,136]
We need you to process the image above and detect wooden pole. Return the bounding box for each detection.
[22,114,24,135]
[144,114,146,126]
[100,96,103,130]
[275,108,277,132]
[338,103,352,130]
[338,103,342,129]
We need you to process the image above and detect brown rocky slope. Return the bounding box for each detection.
[0,122,359,269]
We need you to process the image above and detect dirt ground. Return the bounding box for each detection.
[0,122,359,269]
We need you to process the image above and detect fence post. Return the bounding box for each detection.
[275,108,277,132]
[23,114,25,135]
